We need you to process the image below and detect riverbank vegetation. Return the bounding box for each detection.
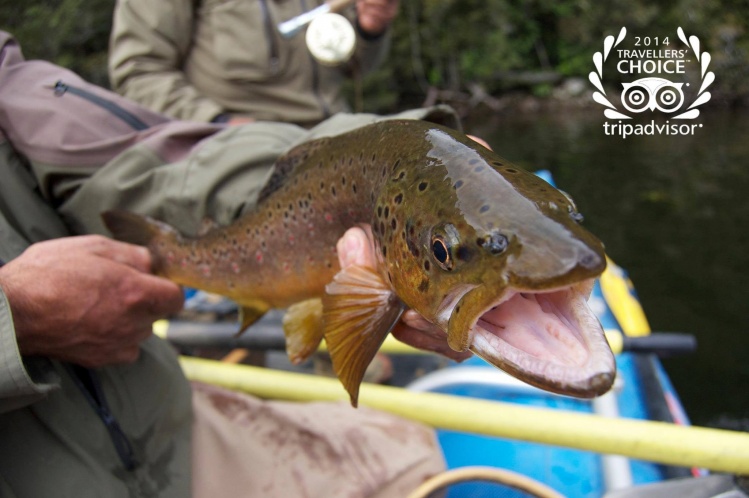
[2,0,746,115]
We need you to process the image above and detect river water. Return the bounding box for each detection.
[465,108,749,430]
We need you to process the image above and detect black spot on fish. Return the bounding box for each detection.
[418,278,429,293]
[505,167,517,173]
[480,205,490,213]
[308,193,312,200]
[341,176,346,185]
[380,221,385,234]
[469,158,480,166]
[384,206,389,218]
[352,183,357,194]
[276,203,281,209]
[474,165,485,173]
[331,186,337,197]
[392,159,401,171]
[393,171,405,182]
[457,246,473,262]
[382,246,387,257]
[391,219,396,230]
[418,182,428,191]
[377,206,383,218]
[387,271,392,283]
[424,260,431,271]
[320,182,325,190]
[454,180,464,189]
[394,193,403,204]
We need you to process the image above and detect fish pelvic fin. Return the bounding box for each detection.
[238,304,270,335]
[282,298,325,364]
[322,265,404,407]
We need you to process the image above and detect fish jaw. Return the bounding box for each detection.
[463,279,616,397]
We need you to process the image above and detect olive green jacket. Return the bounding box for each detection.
[109,0,391,125]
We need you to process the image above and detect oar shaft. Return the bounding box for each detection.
[180,356,749,475]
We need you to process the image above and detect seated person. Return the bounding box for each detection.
[108,0,400,126]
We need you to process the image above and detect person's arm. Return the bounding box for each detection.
[108,0,225,122]
[350,0,400,75]
[0,236,184,412]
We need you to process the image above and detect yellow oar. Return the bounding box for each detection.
[181,356,749,475]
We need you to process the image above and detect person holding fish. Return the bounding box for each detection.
[108,0,400,126]
[0,30,457,497]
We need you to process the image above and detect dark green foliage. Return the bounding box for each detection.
[1,0,746,109]
[0,0,115,86]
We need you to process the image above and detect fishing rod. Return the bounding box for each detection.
[277,0,355,38]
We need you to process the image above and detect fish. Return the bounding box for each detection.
[103,119,615,406]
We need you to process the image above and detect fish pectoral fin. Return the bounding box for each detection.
[282,298,325,364]
[237,304,270,336]
[322,265,404,407]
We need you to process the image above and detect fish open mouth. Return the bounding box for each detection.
[469,279,616,397]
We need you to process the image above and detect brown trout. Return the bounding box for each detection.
[103,119,615,406]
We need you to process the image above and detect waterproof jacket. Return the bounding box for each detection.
[109,0,391,126]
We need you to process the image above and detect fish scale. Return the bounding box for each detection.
[104,119,615,406]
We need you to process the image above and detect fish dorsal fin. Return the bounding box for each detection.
[197,216,220,236]
[282,298,325,364]
[238,304,270,335]
[322,265,404,407]
[257,137,331,204]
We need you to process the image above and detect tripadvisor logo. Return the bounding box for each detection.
[589,27,715,139]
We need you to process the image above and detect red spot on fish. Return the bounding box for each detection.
[255,251,264,264]
[288,234,295,244]
[231,262,240,274]
[324,212,333,223]
[201,265,211,277]
[166,251,175,263]
[347,208,356,217]
[282,262,291,273]
[181,259,188,268]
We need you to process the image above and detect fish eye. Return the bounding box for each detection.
[431,224,461,271]
[431,236,453,271]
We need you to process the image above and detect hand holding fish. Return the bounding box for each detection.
[0,236,183,368]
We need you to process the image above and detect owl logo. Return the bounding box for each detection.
[620,77,685,114]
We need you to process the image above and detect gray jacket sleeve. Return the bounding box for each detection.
[0,287,60,414]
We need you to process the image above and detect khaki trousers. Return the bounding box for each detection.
[191,382,445,497]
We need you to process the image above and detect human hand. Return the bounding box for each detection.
[0,236,184,367]
[356,0,399,37]
[336,226,471,362]
[227,116,255,126]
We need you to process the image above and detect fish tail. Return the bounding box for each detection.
[101,210,179,248]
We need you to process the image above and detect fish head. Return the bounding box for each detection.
[378,124,614,397]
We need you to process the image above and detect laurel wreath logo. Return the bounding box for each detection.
[589,27,715,120]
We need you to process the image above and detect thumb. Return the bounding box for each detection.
[336,227,372,268]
